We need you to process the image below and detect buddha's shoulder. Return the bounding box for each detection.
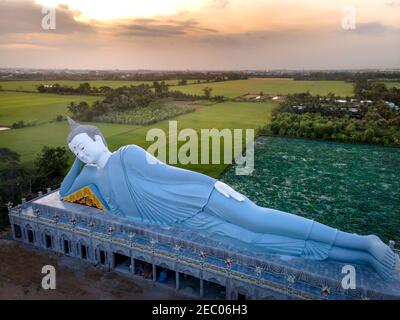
[117,144,146,154]
[81,164,98,173]
[113,145,148,159]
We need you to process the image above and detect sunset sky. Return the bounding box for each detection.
[0,0,399,70]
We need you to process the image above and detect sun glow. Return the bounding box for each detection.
[36,0,205,21]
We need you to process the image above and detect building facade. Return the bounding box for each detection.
[7,190,400,300]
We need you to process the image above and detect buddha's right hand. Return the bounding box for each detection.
[214,181,245,202]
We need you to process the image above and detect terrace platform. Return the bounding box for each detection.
[7,190,400,300]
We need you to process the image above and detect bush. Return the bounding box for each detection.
[263,112,400,146]
[11,120,37,129]
[92,105,194,126]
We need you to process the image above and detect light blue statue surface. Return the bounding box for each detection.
[60,118,399,281]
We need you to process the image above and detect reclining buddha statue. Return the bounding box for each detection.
[60,117,399,281]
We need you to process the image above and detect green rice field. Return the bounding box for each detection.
[0,92,99,126]
[173,78,354,98]
[0,97,275,176]
[381,82,400,89]
[0,79,200,92]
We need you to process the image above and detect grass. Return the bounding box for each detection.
[93,105,194,126]
[0,101,276,177]
[0,121,139,168]
[0,92,99,126]
[173,78,354,98]
[0,80,201,92]
[381,82,400,89]
[108,101,275,177]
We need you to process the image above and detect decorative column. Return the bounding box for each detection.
[175,271,180,290]
[129,232,136,275]
[107,226,113,271]
[16,204,22,217]
[130,257,135,275]
[33,209,41,247]
[150,238,158,282]
[152,264,157,282]
[225,258,233,300]
[53,213,59,252]
[198,250,207,298]
[200,279,204,298]
[88,221,95,264]
[70,217,77,257]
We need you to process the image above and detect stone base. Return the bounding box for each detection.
[7,190,400,300]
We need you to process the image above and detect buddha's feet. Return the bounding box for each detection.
[367,235,397,281]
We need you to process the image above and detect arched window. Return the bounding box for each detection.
[43,230,53,249]
[60,235,71,255]
[96,245,107,265]
[25,225,35,244]
[77,240,89,260]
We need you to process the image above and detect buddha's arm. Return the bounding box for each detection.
[59,158,94,197]
[125,145,217,185]
[128,146,242,200]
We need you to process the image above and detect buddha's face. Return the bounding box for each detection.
[68,133,108,165]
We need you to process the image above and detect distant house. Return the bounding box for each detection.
[386,101,399,111]
[387,102,396,108]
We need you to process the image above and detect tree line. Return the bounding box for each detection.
[3,70,248,82]
[354,79,400,105]
[0,146,70,228]
[263,90,400,146]
[67,83,222,121]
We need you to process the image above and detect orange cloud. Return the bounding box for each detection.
[0,0,399,69]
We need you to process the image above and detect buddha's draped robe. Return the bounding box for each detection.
[60,145,217,225]
[60,144,337,261]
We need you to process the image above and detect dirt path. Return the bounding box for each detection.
[173,100,210,110]
[0,238,187,300]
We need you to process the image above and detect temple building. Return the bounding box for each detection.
[8,189,400,300]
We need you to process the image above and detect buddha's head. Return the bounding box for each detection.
[67,117,109,165]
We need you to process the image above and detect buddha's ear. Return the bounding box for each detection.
[94,135,103,143]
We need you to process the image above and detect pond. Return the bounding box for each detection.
[221,136,400,243]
